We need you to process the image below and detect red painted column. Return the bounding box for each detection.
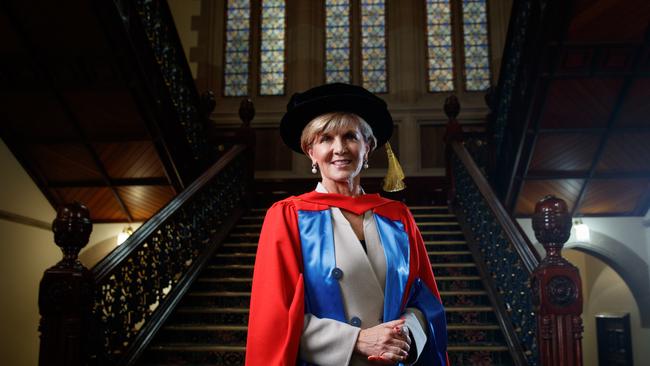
[532,196,584,366]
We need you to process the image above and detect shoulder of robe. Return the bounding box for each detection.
[373,199,411,222]
[290,193,331,212]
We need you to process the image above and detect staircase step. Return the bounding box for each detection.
[436,276,484,291]
[448,324,506,345]
[428,250,471,255]
[220,243,258,253]
[185,291,251,307]
[420,230,463,235]
[157,324,247,345]
[213,253,257,265]
[431,262,479,277]
[204,265,254,277]
[436,276,481,281]
[408,205,449,210]
[141,203,516,366]
[448,345,509,352]
[141,344,246,365]
[441,290,490,307]
[448,324,500,330]
[194,278,253,292]
[148,344,246,352]
[428,251,473,264]
[413,213,455,218]
[432,262,475,267]
[235,224,262,228]
[172,307,249,325]
[424,240,466,245]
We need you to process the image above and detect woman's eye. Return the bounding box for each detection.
[319,135,331,143]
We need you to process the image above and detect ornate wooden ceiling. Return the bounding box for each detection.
[0,1,184,222]
[507,0,650,217]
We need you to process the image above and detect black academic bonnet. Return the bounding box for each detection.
[279,83,394,154]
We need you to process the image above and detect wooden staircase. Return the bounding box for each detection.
[138,206,515,365]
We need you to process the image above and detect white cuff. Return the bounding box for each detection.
[403,307,428,364]
[300,313,361,366]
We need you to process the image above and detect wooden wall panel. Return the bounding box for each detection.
[117,185,176,221]
[578,179,649,215]
[64,91,149,139]
[540,78,624,129]
[2,93,78,140]
[596,132,650,173]
[420,124,446,169]
[515,179,584,216]
[529,133,600,173]
[254,127,293,171]
[27,144,102,181]
[95,141,166,179]
[52,187,127,221]
[568,0,650,42]
[615,78,650,127]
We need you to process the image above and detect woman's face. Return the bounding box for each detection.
[307,121,369,185]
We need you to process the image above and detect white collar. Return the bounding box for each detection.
[315,182,365,194]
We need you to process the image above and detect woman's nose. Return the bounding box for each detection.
[332,137,347,154]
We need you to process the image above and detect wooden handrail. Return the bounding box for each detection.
[451,141,541,273]
[92,144,247,281]
[448,132,584,366]
[39,143,254,366]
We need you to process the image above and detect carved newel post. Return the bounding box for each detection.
[39,202,94,366]
[532,196,583,366]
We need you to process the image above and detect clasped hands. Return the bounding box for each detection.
[354,319,412,365]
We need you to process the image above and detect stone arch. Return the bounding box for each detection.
[566,231,650,328]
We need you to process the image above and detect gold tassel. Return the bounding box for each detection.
[382,142,406,192]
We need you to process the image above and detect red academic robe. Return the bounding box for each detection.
[245,191,448,365]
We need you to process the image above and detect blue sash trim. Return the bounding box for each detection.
[374,214,410,322]
[297,210,346,322]
[407,278,448,366]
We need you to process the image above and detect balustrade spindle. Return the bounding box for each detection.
[532,196,584,366]
[38,202,94,366]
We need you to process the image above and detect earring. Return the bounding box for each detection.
[311,163,318,174]
[363,160,369,169]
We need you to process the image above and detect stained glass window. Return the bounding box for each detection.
[426,0,454,92]
[325,0,351,84]
[361,0,387,93]
[260,0,285,95]
[224,0,251,96]
[462,0,490,91]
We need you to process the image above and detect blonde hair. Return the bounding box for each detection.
[300,112,377,154]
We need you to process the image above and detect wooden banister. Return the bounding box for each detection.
[451,141,541,273]
[39,143,254,366]
[446,115,584,365]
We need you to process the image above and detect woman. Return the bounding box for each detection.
[245,83,448,366]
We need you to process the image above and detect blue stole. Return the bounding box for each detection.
[296,209,447,365]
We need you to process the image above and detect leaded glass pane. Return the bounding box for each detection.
[426,0,454,92]
[462,0,490,91]
[361,0,387,93]
[224,0,250,96]
[260,0,285,95]
[325,0,351,84]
